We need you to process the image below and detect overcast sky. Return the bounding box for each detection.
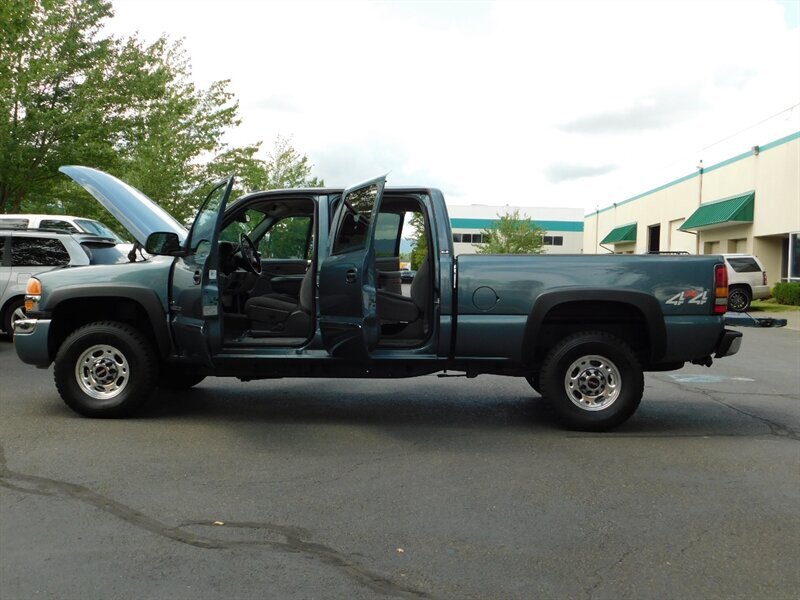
[107,0,800,214]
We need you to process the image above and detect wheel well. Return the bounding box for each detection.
[729,283,751,294]
[528,300,651,367]
[1,295,25,329]
[49,298,161,361]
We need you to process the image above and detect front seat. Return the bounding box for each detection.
[244,266,314,336]
[376,258,431,333]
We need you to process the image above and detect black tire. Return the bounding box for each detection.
[54,321,157,418]
[158,364,206,390]
[539,331,643,431]
[727,286,752,312]
[3,297,25,337]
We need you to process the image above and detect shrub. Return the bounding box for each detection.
[772,282,800,306]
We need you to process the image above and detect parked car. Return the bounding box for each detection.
[400,268,416,283]
[0,228,132,336]
[723,254,769,312]
[0,213,126,243]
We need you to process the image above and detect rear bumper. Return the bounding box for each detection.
[714,328,743,358]
[751,285,770,300]
[13,318,52,367]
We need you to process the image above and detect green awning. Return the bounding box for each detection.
[601,223,637,244]
[679,192,754,231]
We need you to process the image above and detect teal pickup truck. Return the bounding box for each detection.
[15,167,745,431]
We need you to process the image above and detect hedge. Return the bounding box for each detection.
[772,282,800,306]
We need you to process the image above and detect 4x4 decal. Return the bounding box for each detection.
[665,289,708,306]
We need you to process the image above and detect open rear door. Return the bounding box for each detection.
[318,176,386,357]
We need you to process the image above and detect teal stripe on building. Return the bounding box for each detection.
[450,218,584,232]
[590,130,800,217]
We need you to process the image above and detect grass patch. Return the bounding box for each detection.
[749,299,800,312]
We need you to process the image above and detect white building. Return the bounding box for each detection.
[584,131,800,283]
[447,204,584,255]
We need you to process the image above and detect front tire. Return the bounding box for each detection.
[3,297,25,337]
[54,321,156,418]
[539,332,643,431]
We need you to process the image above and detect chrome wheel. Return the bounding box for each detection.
[563,354,621,411]
[727,288,750,312]
[11,305,26,329]
[75,344,130,400]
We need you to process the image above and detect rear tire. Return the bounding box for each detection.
[54,321,156,418]
[539,331,643,431]
[727,286,752,312]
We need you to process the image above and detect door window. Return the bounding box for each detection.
[187,181,230,256]
[331,185,379,255]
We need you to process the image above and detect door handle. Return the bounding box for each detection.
[345,268,358,284]
[193,270,202,285]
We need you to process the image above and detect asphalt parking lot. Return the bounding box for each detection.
[1,322,798,599]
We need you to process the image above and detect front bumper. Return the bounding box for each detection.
[714,328,743,358]
[13,318,52,367]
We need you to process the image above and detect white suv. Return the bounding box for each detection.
[0,214,126,242]
[723,254,770,312]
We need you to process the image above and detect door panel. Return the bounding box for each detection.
[251,259,309,297]
[318,176,386,357]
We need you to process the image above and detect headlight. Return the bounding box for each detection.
[24,277,42,313]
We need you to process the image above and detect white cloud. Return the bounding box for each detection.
[108,0,800,212]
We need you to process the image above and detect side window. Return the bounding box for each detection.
[374,212,402,258]
[332,185,378,255]
[11,237,70,266]
[0,218,29,229]
[40,220,78,232]
[259,216,312,259]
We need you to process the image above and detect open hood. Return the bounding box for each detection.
[59,166,188,246]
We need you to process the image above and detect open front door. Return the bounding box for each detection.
[170,178,234,366]
[319,176,386,357]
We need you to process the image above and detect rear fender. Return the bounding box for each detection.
[521,289,667,364]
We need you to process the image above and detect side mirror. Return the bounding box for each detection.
[145,232,185,256]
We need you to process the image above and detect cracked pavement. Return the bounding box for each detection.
[1,325,798,599]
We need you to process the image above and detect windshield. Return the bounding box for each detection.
[75,218,126,243]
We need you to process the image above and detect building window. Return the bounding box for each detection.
[790,233,800,282]
[455,233,484,244]
[542,235,563,246]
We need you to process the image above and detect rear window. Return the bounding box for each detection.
[11,237,71,266]
[726,257,762,273]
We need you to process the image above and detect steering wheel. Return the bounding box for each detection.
[239,233,262,275]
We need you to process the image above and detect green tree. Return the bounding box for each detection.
[476,209,545,254]
[0,0,295,231]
